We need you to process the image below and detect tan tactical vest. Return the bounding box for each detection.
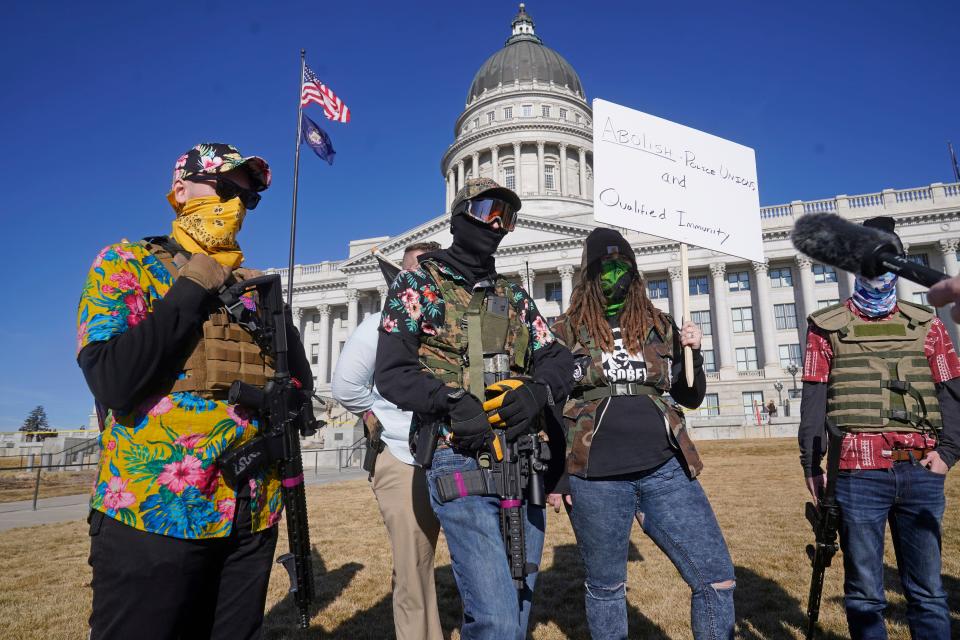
[141,239,274,399]
[809,301,940,434]
[415,260,530,399]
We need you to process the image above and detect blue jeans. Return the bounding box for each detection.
[834,462,949,639]
[425,446,546,640]
[568,457,735,640]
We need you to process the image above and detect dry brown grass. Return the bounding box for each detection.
[0,438,956,639]
[0,468,96,503]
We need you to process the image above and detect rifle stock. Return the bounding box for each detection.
[805,419,844,640]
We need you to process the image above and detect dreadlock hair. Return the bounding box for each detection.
[566,273,670,356]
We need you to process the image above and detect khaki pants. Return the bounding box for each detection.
[372,447,443,640]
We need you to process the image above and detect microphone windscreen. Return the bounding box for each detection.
[790,213,898,275]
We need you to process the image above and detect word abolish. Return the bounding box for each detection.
[601,117,675,162]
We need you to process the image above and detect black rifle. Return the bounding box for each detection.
[216,274,321,629]
[805,418,844,640]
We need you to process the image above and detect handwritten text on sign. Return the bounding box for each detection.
[592,99,764,263]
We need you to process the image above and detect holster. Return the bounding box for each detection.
[361,411,385,480]
[411,413,442,468]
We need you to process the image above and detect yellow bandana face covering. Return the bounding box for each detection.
[168,193,246,268]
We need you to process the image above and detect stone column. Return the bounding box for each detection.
[316,304,331,385]
[346,289,359,335]
[517,265,535,295]
[709,263,735,373]
[896,242,913,299]
[457,159,465,190]
[536,141,545,194]
[377,285,390,312]
[795,256,816,320]
[491,145,499,183]
[752,261,780,370]
[558,264,575,311]
[293,306,305,336]
[446,171,454,210]
[558,143,568,196]
[513,142,523,194]
[578,146,587,198]
[472,151,480,180]
[839,270,856,301]
[668,266,684,321]
[939,239,960,277]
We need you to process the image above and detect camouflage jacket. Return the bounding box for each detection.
[551,313,704,479]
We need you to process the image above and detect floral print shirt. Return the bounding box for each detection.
[77,242,281,539]
[380,261,556,350]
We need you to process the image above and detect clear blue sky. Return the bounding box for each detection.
[1,1,957,430]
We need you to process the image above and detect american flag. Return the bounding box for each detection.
[301,66,351,123]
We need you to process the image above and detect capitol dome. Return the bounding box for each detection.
[467,4,584,104]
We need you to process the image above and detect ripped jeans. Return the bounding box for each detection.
[568,457,735,640]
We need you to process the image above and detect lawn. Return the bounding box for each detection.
[0,438,956,639]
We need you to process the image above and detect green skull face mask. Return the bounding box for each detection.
[600,259,633,315]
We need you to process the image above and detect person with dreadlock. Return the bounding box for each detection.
[547,228,735,640]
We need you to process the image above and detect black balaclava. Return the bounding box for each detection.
[435,214,505,285]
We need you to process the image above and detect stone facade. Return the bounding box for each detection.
[273,6,960,434]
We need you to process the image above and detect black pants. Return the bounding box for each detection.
[88,497,278,640]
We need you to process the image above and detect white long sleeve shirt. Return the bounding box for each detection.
[331,312,415,465]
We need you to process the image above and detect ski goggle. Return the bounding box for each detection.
[454,197,518,232]
[185,174,262,210]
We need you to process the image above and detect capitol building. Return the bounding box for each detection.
[277,4,960,435]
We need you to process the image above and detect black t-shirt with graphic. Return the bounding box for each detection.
[586,319,677,477]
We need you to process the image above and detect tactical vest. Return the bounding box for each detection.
[415,260,530,399]
[141,239,274,399]
[809,301,941,434]
[571,320,674,399]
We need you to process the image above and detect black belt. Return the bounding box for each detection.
[578,383,657,401]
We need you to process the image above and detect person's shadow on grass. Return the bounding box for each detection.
[735,565,846,640]
[529,541,671,639]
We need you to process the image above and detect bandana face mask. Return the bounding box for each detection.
[852,271,898,317]
[600,259,633,316]
[168,193,246,268]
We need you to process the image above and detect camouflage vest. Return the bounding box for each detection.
[571,322,674,397]
[416,260,530,399]
[809,301,940,434]
[141,239,274,399]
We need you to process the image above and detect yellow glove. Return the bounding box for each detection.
[483,378,526,427]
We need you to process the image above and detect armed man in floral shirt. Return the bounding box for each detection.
[76,143,313,639]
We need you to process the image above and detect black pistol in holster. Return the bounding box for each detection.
[213,274,322,630]
[804,418,844,640]
[361,411,385,480]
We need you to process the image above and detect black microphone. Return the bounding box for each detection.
[790,213,948,288]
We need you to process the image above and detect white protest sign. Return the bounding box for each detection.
[592,98,764,263]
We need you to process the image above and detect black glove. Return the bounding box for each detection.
[448,393,492,451]
[495,381,549,440]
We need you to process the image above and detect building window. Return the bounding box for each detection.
[906,253,929,267]
[742,391,764,416]
[774,303,798,330]
[812,264,837,283]
[542,104,551,118]
[504,166,515,190]
[732,307,754,333]
[913,291,929,305]
[779,344,802,368]
[736,347,759,371]
[691,310,712,336]
[503,106,513,120]
[728,270,750,291]
[689,275,710,296]
[575,113,582,124]
[559,108,567,120]
[522,104,533,117]
[544,165,555,190]
[487,111,495,124]
[699,393,720,417]
[473,117,479,129]
[544,281,562,302]
[312,313,320,327]
[334,432,343,441]
[770,267,793,288]
[818,299,839,309]
[310,343,319,365]
[702,350,717,373]
[647,279,669,299]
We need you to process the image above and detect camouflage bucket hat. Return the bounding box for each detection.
[172,143,272,192]
[451,177,522,214]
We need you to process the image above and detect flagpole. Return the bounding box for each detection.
[950,142,960,184]
[287,48,306,307]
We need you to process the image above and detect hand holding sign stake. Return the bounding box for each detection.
[679,243,695,387]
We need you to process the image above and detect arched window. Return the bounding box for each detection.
[503,165,516,190]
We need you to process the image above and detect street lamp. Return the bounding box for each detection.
[786,361,800,398]
[773,380,784,406]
